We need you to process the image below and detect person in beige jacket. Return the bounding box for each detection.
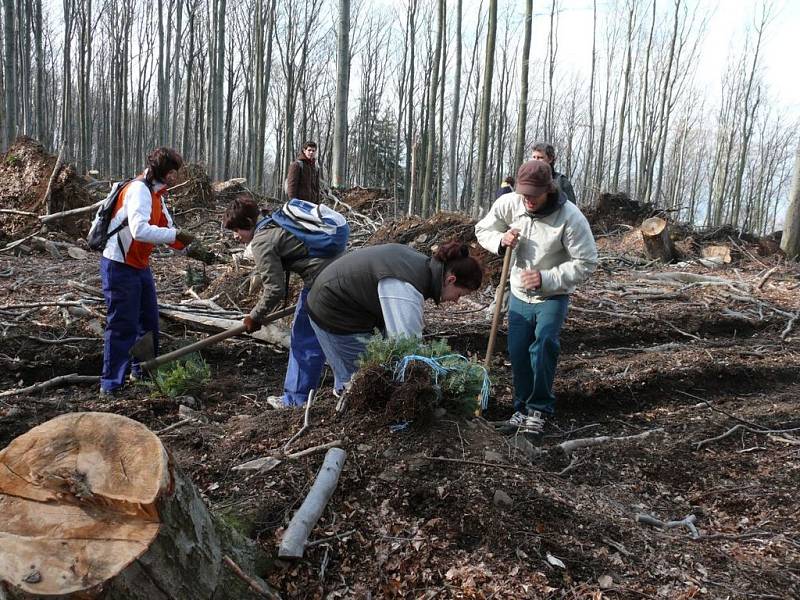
[476,160,597,433]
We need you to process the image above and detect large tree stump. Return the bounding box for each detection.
[640,217,675,263]
[0,412,277,599]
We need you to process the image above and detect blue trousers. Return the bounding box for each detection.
[507,293,569,415]
[100,257,159,392]
[282,288,326,406]
[308,320,370,394]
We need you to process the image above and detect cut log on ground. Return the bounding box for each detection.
[157,308,290,349]
[0,412,277,599]
[640,217,675,263]
[278,447,347,559]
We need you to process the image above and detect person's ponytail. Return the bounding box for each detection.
[434,241,483,291]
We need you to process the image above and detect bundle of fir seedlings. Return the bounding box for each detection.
[346,335,488,422]
[148,353,212,398]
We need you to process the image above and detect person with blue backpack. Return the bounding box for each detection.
[222,194,349,407]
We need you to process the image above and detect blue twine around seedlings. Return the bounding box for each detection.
[392,354,491,410]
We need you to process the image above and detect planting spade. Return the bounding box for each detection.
[129,304,296,372]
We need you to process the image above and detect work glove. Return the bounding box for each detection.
[175,229,196,245]
[186,241,218,265]
[243,315,262,333]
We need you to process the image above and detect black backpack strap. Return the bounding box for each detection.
[283,270,291,309]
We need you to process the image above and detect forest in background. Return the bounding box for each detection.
[0,0,796,235]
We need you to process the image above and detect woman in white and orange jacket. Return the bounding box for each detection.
[100,147,195,395]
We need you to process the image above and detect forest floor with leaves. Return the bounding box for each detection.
[1,178,800,598]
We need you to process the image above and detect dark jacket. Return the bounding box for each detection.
[554,171,577,204]
[307,243,444,335]
[249,224,331,323]
[286,154,320,202]
[496,184,514,198]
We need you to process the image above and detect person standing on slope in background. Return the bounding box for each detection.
[286,141,320,202]
[496,176,515,198]
[531,142,577,205]
[475,160,597,434]
[99,147,195,395]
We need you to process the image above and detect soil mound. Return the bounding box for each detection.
[0,137,91,238]
[172,163,215,210]
[338,187,392,218]
[584,192,651,232]
[368,212,503,283]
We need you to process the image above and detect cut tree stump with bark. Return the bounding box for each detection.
[640,217,675,263]
[0,412,278,600]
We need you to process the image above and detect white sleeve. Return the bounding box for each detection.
[475,195,514,255]
[126,181,177,245]
[378,278,425,338]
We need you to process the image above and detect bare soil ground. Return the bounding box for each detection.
[1,182,799,598]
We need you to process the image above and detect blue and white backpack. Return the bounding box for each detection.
[256,198,349,258]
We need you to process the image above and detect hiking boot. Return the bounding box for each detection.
[266,395,286,410]
[99,386,121,398]
[507,411,526,427]
[522,411,546,434]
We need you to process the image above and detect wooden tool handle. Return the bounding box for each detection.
[483,249,513,370]
[142,304,297,371]
[476,250,513,417]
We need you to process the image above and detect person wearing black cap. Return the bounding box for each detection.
[475,159,597,434]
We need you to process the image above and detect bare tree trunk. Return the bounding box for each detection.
[513,0,532,172]
[471,0,496,217]
[170,0,183,147]
[781,140,800,260]
[421,0,444,216]
[403,0,417,208]
[582,0,597,198]
[3,0,18,148]
[611,1,635,192]
[331,0,350,189]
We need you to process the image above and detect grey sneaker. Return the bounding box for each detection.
[522,411,545,434]
[266,395,285,410]
[508,411,526,427]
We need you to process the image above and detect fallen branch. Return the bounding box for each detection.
[0,208,38,216]
[284,390,315,452]
[44,146,65,215]
[695,424,800,450]
[0,373,100,399]
[757,266,779,290]
[222,555,281,600]
[232,440,343,473]
[636,513,699,539]
[278,447,347,559]
[422,455,536,472]
[156,418,198,435]
[558,428,665,456]
[305,528,357,549]
[781,312,798,340]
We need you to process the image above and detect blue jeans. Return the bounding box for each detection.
[100,257,159,392]
[282,288,326,406]
[507,293,569,415]
[308,320,370,393]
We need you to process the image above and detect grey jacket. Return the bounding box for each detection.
[249,224,331,322]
